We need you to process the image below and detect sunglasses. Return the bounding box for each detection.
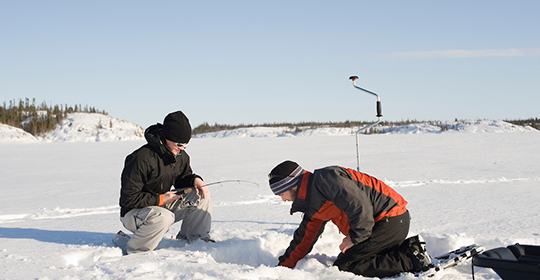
[174,142,188,149]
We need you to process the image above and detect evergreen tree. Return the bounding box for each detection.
[1,98,108,136]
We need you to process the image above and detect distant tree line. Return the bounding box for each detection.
[193,120,454,134]
[0,98,108,136]
[194,118,539,135]
[505,118,539,130]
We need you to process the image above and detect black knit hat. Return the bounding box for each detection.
[268,160,305,195]
[162,111,192,143]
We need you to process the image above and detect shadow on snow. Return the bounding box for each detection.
[0,227,113,246]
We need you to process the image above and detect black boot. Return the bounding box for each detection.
[404,235,433,272]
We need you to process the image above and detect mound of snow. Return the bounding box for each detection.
[455,119,536,133]
[44,113,144,142]
[294,127,355,136]
[387,123,443,134]
[0,124,39,142]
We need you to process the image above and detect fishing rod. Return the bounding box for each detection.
[175,180,259,195]
[205,180,259,187]
[349,76,382,171]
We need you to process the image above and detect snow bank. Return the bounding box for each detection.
[1,116,536,143]
[0,124,39,142]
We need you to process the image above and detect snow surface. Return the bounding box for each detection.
[1,116,539,279]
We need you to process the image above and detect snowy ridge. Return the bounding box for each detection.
[1,116,536,142]
[0,112,144,142]
[195,126,296,138]
[195,119,537,138]
[452,119,537,133]
[44,113,144,142]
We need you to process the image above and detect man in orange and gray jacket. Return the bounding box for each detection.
[269,160,432,278]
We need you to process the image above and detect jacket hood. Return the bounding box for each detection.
[144,123,177,163]
[145,124,164,147]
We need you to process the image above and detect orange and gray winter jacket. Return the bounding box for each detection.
[277,166,408,268]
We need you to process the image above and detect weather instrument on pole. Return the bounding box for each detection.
[349,76,382,171]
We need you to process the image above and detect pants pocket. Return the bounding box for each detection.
[121,207,153,232]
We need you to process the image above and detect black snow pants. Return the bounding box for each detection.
[333,211,414,278]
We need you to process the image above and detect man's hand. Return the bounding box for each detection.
[163,191,182,205]
[194,177,210,199]
[339,235,354,253]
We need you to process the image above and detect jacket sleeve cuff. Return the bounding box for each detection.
[158,194,164,207]
[192,174,203,184]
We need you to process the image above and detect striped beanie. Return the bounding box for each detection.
[268,160,305,195]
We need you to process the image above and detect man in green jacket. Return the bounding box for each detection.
[119,111,212,254]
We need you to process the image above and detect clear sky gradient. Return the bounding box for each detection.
[1,1,539,128]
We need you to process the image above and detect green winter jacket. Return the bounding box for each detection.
[120,123,201,217]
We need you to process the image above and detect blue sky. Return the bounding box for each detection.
[1,1,539,128]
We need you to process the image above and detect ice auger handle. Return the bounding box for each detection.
[350,75,383,171]
[349,76,382,118]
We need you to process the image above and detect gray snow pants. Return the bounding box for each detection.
[120,191,212,254]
